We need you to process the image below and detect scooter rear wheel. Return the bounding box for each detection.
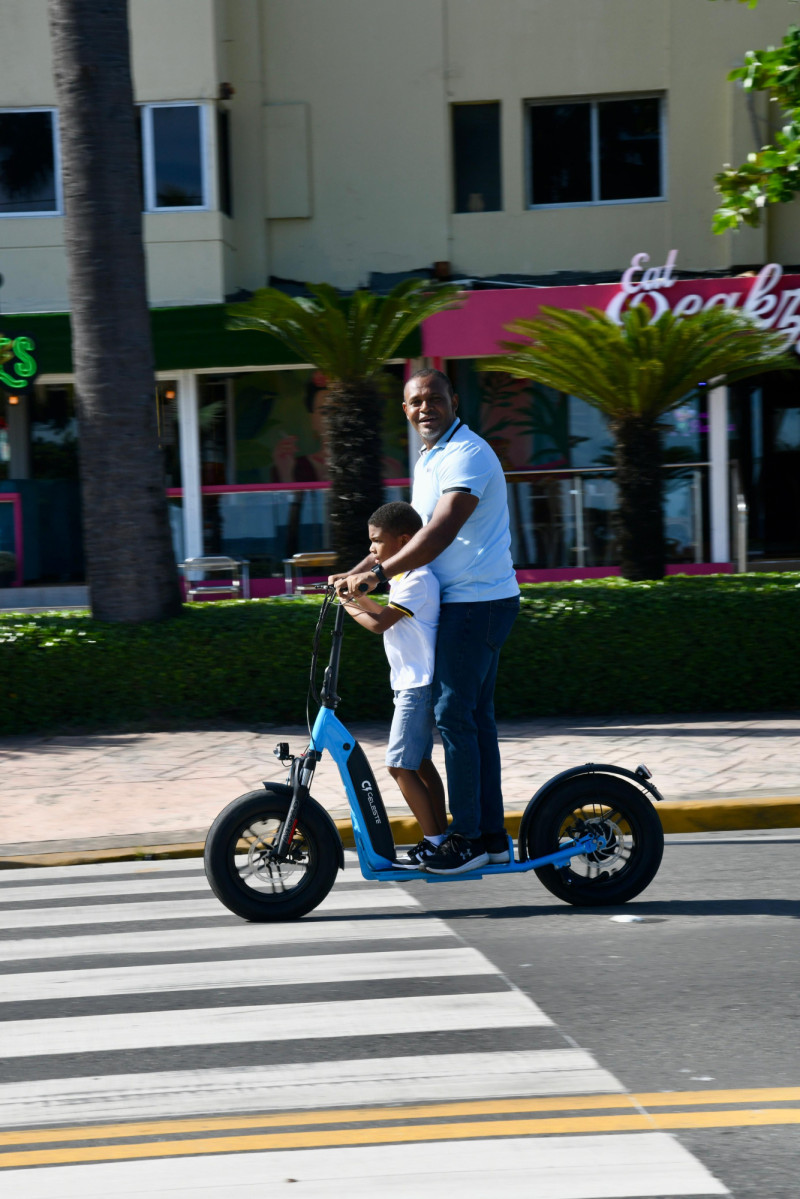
[527,775,664,906]
[204,787,341,921]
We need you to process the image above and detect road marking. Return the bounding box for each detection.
[0,915,450,962]
[0,876,217,902]
[0,991,551,1058]
[0,946,495,1002]
[2,1085,799,1146]
[0,887,414,929]
[5,1107,795,1168]
[0,1050,622,1129]
[0,1133,730,1197]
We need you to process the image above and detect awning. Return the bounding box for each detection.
[0,304,421,375]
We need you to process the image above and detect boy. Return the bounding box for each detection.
[339,501,448,867]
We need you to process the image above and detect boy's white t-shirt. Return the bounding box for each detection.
[383,566,440,690]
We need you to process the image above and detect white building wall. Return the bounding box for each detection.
[1,0,799,308]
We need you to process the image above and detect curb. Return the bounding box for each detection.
[1,797,799,870]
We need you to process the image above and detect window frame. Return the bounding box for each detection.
[0,106,63,219]
[139,101,214,214]
[525,93,666,210]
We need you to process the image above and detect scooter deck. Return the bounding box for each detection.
[356,834,597,883]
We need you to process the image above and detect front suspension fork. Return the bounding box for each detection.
[273,750,319,858]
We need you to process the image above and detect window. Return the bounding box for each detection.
[452,102,501,213]
[0,109,60,215]
[528,95,663,207]
[217,108,232,217]
[140,103,209,211]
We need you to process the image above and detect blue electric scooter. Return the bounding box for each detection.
[205,585,665,921]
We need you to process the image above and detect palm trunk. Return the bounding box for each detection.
[612,417,665,581]
[325,380,384,569]
[48,0,182,621]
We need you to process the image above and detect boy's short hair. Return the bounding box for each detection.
[368,501,422,538]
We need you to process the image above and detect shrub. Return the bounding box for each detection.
[1,574,798,735]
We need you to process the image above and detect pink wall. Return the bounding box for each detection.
[422,270,800,358]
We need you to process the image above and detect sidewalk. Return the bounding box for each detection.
[2,712,800,864]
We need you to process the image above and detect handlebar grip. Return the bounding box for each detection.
[358,583,369,593]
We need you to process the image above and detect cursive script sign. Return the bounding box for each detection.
[606,252,800,346]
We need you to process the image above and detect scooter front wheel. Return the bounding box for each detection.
[204,787,341,921]
[526,775,664,907]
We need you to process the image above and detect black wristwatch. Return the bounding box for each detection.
[371,562,388,585]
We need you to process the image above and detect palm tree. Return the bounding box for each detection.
[48,0,181,621]
[479,305,797,579]
[229,280,461,568]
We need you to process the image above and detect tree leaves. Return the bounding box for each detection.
[478,304,798,422]
[227,279,462,384]
[711,22,800,230]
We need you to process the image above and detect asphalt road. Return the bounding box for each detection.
[1,835,797,1196]
[407,831,800,1199]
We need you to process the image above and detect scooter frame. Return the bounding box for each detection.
[272,587,664,885]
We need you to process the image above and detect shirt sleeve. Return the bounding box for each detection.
[437,441,494,500]
[388,572,427,618]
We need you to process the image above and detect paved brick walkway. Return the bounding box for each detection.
[2,713,800,856]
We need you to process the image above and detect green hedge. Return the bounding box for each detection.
[1,574,799,735]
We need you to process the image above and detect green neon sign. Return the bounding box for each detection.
[0,334,39,393]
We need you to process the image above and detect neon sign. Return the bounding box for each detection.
[0,334,38,393]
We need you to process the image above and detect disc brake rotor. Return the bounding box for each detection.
[577,815,627,869]
[242,825,308,888]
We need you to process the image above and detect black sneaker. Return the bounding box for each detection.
[394,838,439,869]
[483,830,511,864]
[422,833,489,875]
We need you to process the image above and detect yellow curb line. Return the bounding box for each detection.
[1,798,799,869]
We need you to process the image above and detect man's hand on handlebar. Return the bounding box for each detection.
[335,571,378,599]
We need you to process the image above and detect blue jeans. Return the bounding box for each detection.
[432,596,520,841]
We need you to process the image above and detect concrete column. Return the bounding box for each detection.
[177,370,203,560]
[709,385,730,564]
[6,395,30,478]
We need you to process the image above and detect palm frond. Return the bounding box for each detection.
[479,304,797,421]
[228,279,462,384]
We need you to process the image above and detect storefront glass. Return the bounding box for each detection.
[729,373,800,560]
[198,366,409,574]
[156,381,180,487]
[450,359,709,568]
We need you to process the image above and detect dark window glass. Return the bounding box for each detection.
[530,103,591,205]
[0,111,57,214]
[29,386,79,479]
[452,102,501,213]
[217,108,232,217]
[598,97,661,200]
[152,105,204,207]
[135,106,145,208]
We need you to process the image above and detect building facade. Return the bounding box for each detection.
[1,0,798,593]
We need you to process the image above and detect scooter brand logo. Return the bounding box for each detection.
[606,252,800,348]
[361,778,382,824]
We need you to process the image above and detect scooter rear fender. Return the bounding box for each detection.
[516,763,664,863]
[260,780,345,872]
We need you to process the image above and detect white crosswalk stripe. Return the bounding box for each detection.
[0,858,729,1198]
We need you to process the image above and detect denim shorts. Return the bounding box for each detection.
[385,684,435,769]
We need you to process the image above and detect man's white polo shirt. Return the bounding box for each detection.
[412,419,519,603]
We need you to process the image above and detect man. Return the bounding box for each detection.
[336,367,520,874]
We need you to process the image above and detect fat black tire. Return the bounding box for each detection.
[527,775,664,907]
[204,787,341,921]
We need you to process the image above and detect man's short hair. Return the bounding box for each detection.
[368,501,422,538]
[405,367,454,401]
